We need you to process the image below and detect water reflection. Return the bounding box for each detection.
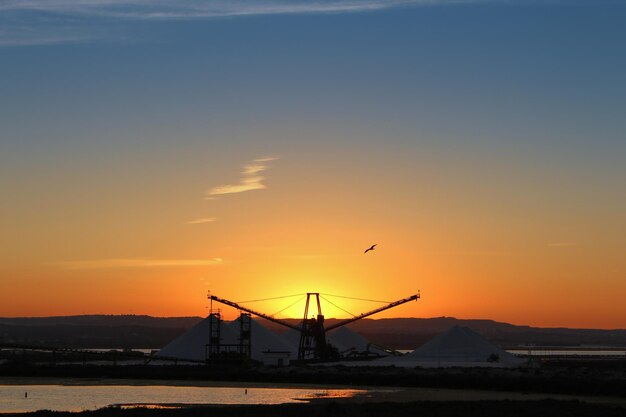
[0,383,366,413]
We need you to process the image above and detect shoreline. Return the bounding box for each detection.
[0,376,359,390]
[3,360,626,397]
[2,376,626,408]
[2,399,626,417]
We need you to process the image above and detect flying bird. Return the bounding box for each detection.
[364,244,377,254]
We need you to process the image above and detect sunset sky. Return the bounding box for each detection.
[1,1,625,329]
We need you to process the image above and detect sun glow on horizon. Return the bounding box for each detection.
[207,289,421,322]
[2,2,626,330]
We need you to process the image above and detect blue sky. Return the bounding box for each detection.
[1,0,626,325]
[3,1,625,150]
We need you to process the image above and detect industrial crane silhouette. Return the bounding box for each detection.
[209,291,419,361]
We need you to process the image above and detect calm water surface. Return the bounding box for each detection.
[397,349,626,357]
[507,349,626,356]
[0,384,366,413]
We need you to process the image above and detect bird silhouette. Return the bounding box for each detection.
[364,244,377,254]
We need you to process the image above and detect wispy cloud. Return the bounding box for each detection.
[0,1,467,20]
[56,257,223,270]
[0,32,92,47]
[187,217,217,225]
[207,156,278,196]
[0,21,104,46]
[0,0,480,46]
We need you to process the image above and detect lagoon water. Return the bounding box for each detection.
[396,349,626,357]
[507,349,626,356]
[0,382,366,413]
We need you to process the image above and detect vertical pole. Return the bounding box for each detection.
[303,293,311,322]
[298,294,311,360]
[315,294,322,316]
[313,293,326,358]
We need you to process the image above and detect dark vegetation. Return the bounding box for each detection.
[2,360,626,398]
[3,400,626,417]
[3,315,626,350]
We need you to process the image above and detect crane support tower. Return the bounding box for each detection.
[208,291,419,361]
[298,293,327,361]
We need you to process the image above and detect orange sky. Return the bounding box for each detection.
[2,3,626,330]
[2,144,625,329]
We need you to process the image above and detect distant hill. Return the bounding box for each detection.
[349,317,626,349]
[0,315,201,349]
[0,315,200,328]
[259,317,626,349]
[1,315,625,349]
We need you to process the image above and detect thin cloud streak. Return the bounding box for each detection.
[187,217,217,225]
[0,33,92,46]
[0,1,471,19]
[56,258,223,270]
[0,1,541,46]
[207,156,278,196]
[0,23,105,46]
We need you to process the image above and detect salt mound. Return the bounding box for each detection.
[156,315,238,361]
[386,325,525,367]
[157,316,297,363]
[224,317,297,362]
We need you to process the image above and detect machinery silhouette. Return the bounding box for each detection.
[208,291,419,361]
